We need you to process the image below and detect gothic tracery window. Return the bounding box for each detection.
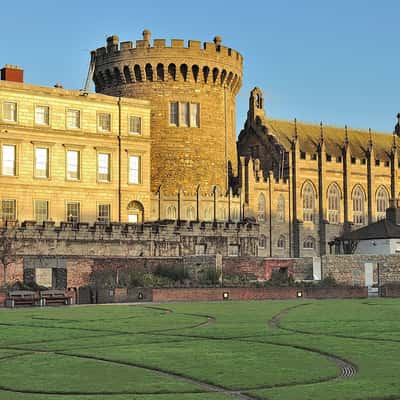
[277,195,285,222]
[302,182,315,222]
[353,185,365,225]
[327,184,340,224]
[303,236,315,249]
[277,235,285,249]
[376,187,389,220]
[258,193,266,222]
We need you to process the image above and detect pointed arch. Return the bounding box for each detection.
[166,205,177,220]
[303,236,315,249]
[352,185,366,225]
[186,206,195,221]
[277,194,285,222]
[376,185,389,220]
[327,182,341,224]
[105,69,113,85]
[258,192,266,222]
[302,181,316,222]
[220,69,227,85]
[277,235,286,249]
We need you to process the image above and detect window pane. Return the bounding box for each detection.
[129,155,140,184]
[98,153,110,181]
[179,102,189,126]
[1,199,16,221]
[67,202,80,223]
[170,102,178,125]
[35,148,49,178]
[67,150,80,180]
[2,145,16,176]
[66,109,80,129]
[97,204,110,223]
[3,102,17,122]
[35,106,49,125]
[129,116,141,134]
[190,103,199,127]
[98,113,111,131]
[34,200,48,223]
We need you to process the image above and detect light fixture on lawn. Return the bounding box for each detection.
[297,291,303,298]
[223,292,229,300]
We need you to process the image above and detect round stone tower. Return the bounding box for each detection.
[92,30,243,195]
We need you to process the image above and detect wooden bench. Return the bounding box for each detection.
[6,291,38,308]
[40,290,71,306]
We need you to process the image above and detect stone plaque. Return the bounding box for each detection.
[36,268,53,288]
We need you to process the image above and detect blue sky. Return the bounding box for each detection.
[1,0,399,133]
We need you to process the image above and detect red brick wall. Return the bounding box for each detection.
[66,259,93,288]
[0,258,23,287]
[0,291,6,307]
[152,287,367,302]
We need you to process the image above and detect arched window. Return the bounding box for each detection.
[376,187,389,220]
[277,195,285,222]
[203,66,210,83]
[212,67,219,83]
[327,184,340,224]
[232,207,239,222]
[186,206,195,221]
[218,207,227,221]
[259,235,267,249]
[192,65,199,82]
[302,182,315,222]
[277,235,285,249]
[127,201,144,223]
[258,193,266,222]
[180,64,188,81]
[204,207,213,221]
[123,66,132,83]
[166,205,177,220]
[303,236,315,249]
[145,64,153,81]
[134,65,142,81]
[168,64,176,81]
[156,63,164,81]
[353,185,365,225]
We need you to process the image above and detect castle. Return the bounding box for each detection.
[0,28,399,273]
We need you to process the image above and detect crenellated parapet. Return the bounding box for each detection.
[93,31,243,95]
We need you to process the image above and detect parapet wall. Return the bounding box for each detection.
[94,31,243,94]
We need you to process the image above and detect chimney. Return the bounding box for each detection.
[1,65,24,83]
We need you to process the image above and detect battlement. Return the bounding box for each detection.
[0,220,259,242]
[93,30,243,94]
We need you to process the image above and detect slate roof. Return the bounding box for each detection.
[339,219,400,241]
[265,119,395,160]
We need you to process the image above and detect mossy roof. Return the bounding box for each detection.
[265,119,395,160]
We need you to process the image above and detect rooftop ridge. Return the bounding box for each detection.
[267,117,391,137]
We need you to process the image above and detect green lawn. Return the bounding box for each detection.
[0,299,399,400]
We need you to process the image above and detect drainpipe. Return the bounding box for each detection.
[117,97,122,222]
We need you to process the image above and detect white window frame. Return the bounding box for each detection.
[97,113,111,132]
[66,150,80,180]
[34,199,49,223]
[66,109,81,129]
[35,105,50,126]
[1,144,16,176]
[128,155,141,184]
[34,147,49,178]
[97,153,111,182]
[129,116,142,135]
[66,202,80,223]
[1,199,16,222]
[97,203,111,224]
[2,102,17,122]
